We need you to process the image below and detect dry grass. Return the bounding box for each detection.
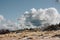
[0,30,60,40]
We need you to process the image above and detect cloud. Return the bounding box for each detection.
[18,7,60,29]
[0,15,4,21]
[0,7,60,31]
[3,20,18,31]
[0,15,18,31]
[56,0,60,2]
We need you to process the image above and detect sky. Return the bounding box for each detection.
[0,0,60,30]
[0,0,60,22]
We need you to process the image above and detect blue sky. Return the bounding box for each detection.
[0,0,60,21]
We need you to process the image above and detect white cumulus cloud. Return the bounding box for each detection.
[18,7,60,29]
[0,7,60,31]
[0,15,18,31]
[0,15,4,21]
